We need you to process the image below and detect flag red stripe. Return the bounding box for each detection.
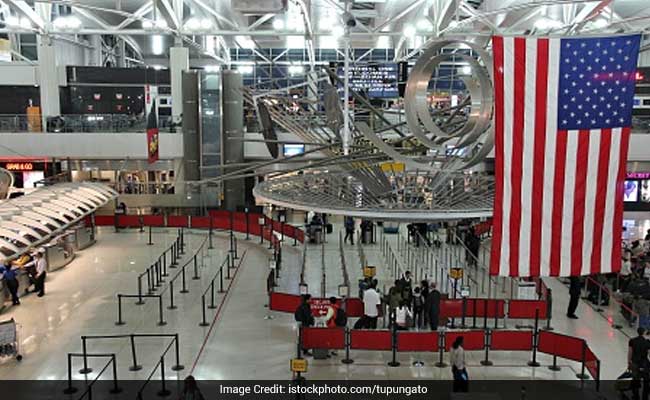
[490,36,505,276]
[591,128,611,274]
[612,127,631,273]
[570,130,590,276]
[508,37,526,277]
[529,38,549,278]
[549,130,568,277]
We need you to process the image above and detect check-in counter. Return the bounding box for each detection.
[44,233,75,272]
[67,224,96,251]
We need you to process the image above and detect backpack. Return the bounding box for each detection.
[335,308,348,327]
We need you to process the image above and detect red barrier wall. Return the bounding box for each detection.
[537,331,585,362]
[95,215,114,226]
[490,330,533,351]
[191,216,211,229]
[116,215,141,228]
[397,331,439,352]
[345,298,364,318]
[350,330,392,351]
[167,215,189,228]
[142,215,164,227]
[269,292,302,313]
[473,299,506,318]
[508,300,548,319]
[440,299,464,318]
[444,330,485,351]
[302,327,345,350]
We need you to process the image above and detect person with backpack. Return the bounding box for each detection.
[294,294,315,356]
[412,287,424,329]
[344,216,355,245]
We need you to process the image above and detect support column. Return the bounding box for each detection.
[342,33,351,155]
[170,47,189,124]
[37,36,61,131]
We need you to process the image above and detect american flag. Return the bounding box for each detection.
[489,34,641,277]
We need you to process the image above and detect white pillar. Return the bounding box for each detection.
[37,36,60,130]
[170,46,189,123]
[343,34,351,155]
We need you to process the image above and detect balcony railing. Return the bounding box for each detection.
[0,114,179,133]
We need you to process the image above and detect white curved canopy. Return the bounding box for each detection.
[0,182,117,261]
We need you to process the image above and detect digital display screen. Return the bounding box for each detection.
[283,144,305,157]
[641,180,650,203]
[336,63,399,98]
[624,180,639,202]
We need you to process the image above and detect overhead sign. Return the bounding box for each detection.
[5,162,34,171]
[336,63,399,98]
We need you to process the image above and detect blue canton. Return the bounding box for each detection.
[557,34,641,130]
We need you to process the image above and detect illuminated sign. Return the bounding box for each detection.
[627,172,650,179]
[5,162,33,171]
[636,71,645,81]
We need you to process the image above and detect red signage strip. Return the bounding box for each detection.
[269,292,302,313]
[508,300,548,319]
[489,330,533,351]
[444,330,486,351]
[397,331,439,352]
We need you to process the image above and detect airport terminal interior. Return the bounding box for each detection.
[1,0,650,399]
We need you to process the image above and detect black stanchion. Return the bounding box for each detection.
[435,333,447,368]
[192,255,200,280]
[543,288,554,331]
[527,309,541,367]
[161,256,168,277]
[109,354,122,394]
[208,281,216,309]
[139,217,144,233]
[483,299,488,330]
[115,294,125,326]
[179,228,185,255]
[199,296,209,327]
[136,275,145,305]
[219,264,225,293]
[129,334,143,371]
[576,342,590,380]
[147,268,153,293]
[245,209,250,240]
[172,333,184,371]
[180,266,188,293]
[157,356,171,397]
[341,327,354,364]
[461,297,467,329]
[226,254,232,280]
[63,354,78,394]
[549,354,561,371]
[168,280,176,310]
[480,329,493,366]
[209,218,214,250]
[494,299,499,329]
[157,296,167,326]
[387,312,400,367]
[79,336,93,374]
[148,225,153,245]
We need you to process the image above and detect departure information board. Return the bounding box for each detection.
[336,63,399,98]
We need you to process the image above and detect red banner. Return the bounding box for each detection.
[147,127,159,164]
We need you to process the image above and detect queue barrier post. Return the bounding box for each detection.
[180,228,185,255]
[193,255,200,280]
[208,281,217,309]
[172,333,184,371]
[170,242,177,267]
[159,259,167,279]
[341,327,354,364]
[219,263,225,293]
[129,334,143,371]
[168,280,176,310]
[110,354,122,394]
[139,216,144,233]
[226,254,232,280]
[460,297,467,329]
[157,295,167,326]
[63,353,78,394]
[147,268,153,293]
[576,342,590,380]
[480,329,493,366]
[549,354,561,371]
[180,266,188,293]
[79,336,93,374]
[157,356,171,397]
[115,294,125,326]
[199,295,209,327]
[148,225,153,245]
[136,275,145,305]
[527,309,541,367]
[161,257,168,278]
[435,333,447,368]
[387,312,400,367]
[543,288,554,331]
[245,210,250,240]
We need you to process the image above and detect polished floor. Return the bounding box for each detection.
[0,216,641,381]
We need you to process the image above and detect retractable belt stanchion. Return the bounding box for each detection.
[157,356,171,397]
[435,332,447,368]
[129,334,142,371]
[388,311,400,367]
[543,288,554,331]
[148,225,153,245]
[79,336,92,374]
[172,333,184,371]
[341,327,353,364]
[136,275,145,305]
[209,216,214,249]
[193,255,200,280]
[179,227,185,255]
[180,264,188,293]
[115,294,125,326]
[480,329,493,366]
[245,208,250,240]
[576,342,590,380]
[527,309,541,367]
[168,280,176,310]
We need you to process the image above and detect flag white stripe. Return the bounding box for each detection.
[581,129,601,275]
[500,37,515,276]
[560,130,579,277]
[601,128,622,274]
[518,39,538,278]
[539,38,561,277]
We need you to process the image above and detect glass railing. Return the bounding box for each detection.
[0,114,180,133]
[113,181,176,195]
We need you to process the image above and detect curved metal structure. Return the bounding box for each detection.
[0,182,117,261]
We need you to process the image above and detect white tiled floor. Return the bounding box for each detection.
[0,218,642,381]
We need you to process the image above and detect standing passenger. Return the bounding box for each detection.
[344,217,355,245]
[450,336,469,392]
[427,283,441,330]
[0,262,20,305]
[362,282,380,329]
